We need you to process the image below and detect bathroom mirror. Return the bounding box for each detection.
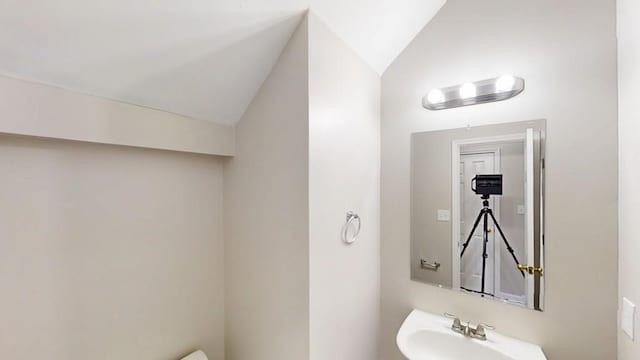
[410,120,545,311]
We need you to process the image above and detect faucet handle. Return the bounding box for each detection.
[472,323,495,340]
[444,313,461,323]
[444,313,464,331]
[477,323,495,331]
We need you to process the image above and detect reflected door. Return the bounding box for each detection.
[460,152,497,294]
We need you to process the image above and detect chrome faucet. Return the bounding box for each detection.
[444,313,495,341]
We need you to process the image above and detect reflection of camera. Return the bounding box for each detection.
[472,174,503,198]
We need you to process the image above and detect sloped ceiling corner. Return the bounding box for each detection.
[0,0,308,126]
[309,0,446,75]
[0,0,445,125]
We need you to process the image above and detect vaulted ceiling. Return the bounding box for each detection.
[0,0,445,125]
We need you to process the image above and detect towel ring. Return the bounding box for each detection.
[342,211,361,244]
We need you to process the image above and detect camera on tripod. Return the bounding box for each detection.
[471,174,503,198]
[461,172,525,297]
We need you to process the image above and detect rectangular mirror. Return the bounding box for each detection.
[410,120,545,310]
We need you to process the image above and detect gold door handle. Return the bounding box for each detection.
[517,264,544,275]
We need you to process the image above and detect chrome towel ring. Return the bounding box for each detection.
[342,211,361,244]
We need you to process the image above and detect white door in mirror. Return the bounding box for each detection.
[397,309,547,360]
[622,297,636,340]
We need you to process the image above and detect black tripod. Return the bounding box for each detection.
[460,195,525,296]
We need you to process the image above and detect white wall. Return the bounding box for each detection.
[224,17,310,360]
[225,14,382,360]
[0,135,225,360]
[0,75,234,156]
[617,0,640,358]
[380,0,618,359]
[308,13,381,360]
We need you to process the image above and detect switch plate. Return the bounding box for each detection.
[437,209,450,222]
[622,297,636,340]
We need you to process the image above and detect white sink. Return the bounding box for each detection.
[397,309,546,360]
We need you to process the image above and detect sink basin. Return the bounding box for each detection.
[397,309,546,360]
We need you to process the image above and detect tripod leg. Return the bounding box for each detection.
[460,210,484,258]
[488,210,526,277]
[481,211,489,296]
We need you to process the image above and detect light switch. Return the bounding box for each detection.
[517,205,525,215]
[437,209,450,222]
[622,297,636,340]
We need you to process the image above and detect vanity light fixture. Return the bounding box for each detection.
[495,74,516,92]
[459,83,477,99]
[426,88,446,105]
[423,74,525,110]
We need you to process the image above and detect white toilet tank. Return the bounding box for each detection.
[180,350,208,360]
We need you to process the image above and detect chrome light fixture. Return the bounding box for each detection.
[423,75,524,110]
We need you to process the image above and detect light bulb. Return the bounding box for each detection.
[426,89,445,104]
[459,83,476,99]
[496,74,516,92]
